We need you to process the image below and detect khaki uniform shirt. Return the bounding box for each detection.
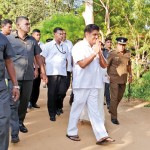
[107,50,131,84]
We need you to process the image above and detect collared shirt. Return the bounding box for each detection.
[0,33,14,91]
[41,40,68,76]
[6,32,42,80]
[38,41,44,49]
[103,47,111,59]
[63,40,73,72]
[107,50,131,84]
[72,39,104,89]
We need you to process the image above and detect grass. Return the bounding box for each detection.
[124,71,150,101]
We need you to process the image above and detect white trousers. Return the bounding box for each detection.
[80,88,105,123]
[98,88,105,122]
[67,89,108,141]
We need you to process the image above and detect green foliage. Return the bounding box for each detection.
[0,0,75,25]
[144,104,150,107]
[38,13,85,43]
[124,71,150,101]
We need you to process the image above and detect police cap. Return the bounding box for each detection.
[116,37,128,45]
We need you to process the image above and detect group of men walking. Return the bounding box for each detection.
[0,16,132,150]
[0,16,47,150]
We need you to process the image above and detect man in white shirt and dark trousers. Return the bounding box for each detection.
[62,29,73,90]
[62,29,73,106]
[41,27,68,121]
[66,24,115,144]
[103,37,112,109]
[28,29,44,109]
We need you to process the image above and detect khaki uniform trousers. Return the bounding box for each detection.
[109,83,126,119]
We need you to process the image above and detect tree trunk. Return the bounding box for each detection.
[82,0,94,25]
[135,35,140,79]
[99,0,111,36]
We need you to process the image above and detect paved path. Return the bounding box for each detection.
[9,87,150,150]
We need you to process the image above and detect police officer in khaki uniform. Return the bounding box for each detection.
[107,37,132,125]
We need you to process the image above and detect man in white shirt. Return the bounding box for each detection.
[66,24,115,144]
[41,27,68,121]
[62,29,73,90]
[28,29,44,109]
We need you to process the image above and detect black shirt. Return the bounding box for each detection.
[0,33,14,91]
[6,32,42,80]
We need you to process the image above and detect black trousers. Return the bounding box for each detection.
[47,75,67,117]
[104,83,111,107]
[66,71,71,90]
[30,68,41,105]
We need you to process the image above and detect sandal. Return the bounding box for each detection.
[66,134,81,141]
[105,137,115,143]
[96,137,115,145]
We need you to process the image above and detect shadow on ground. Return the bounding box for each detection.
[9,88,150,150]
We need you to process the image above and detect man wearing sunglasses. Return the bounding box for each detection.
[6,16,47,143]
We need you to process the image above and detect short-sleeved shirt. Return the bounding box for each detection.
[63,40,73,72]
[38,41,44,50]
[72,39,104,89]
[6,32,42,80]
[103,48,111,59]
[107,50,131,84]
[41,40,68,76]
[0,33,14,91]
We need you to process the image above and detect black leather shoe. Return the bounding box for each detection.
[59,109,63,114]
[11,135,20,143]
[19,123,28,133]
[56,109,61,116]
[32,104,40,108]
[28,102,32,109]
[50,116,56,121]
[111,119,120,125]
[107,105,110,110]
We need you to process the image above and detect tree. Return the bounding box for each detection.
[82,0,94,25]
[37,13,85,43]
[0,0,75,25]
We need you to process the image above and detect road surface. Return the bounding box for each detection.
[9,87,150,150]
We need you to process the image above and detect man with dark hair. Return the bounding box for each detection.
[62,29,73,105]
[62,29,73,90]
[46,38,53,43]
[66,24,114,144]
[28,29,44,109]
[103,37,112,109]
[16,16,29,24]
[107,37,132,125]
[0,32,19,150]
[41,27,68,121]
[6,16,47,143]
[1,19,12,35]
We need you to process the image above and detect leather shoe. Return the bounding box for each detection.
[11,135,20,143]
[28,102,32,109]
[50,116,56,121]
[19,123,28,133]
[107,105,110,110]
[59,109,63,114]
[32,104,40,108]
[111,119,120,125]
[56,109,61,116]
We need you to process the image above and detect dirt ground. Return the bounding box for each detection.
[9,87,150,150]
